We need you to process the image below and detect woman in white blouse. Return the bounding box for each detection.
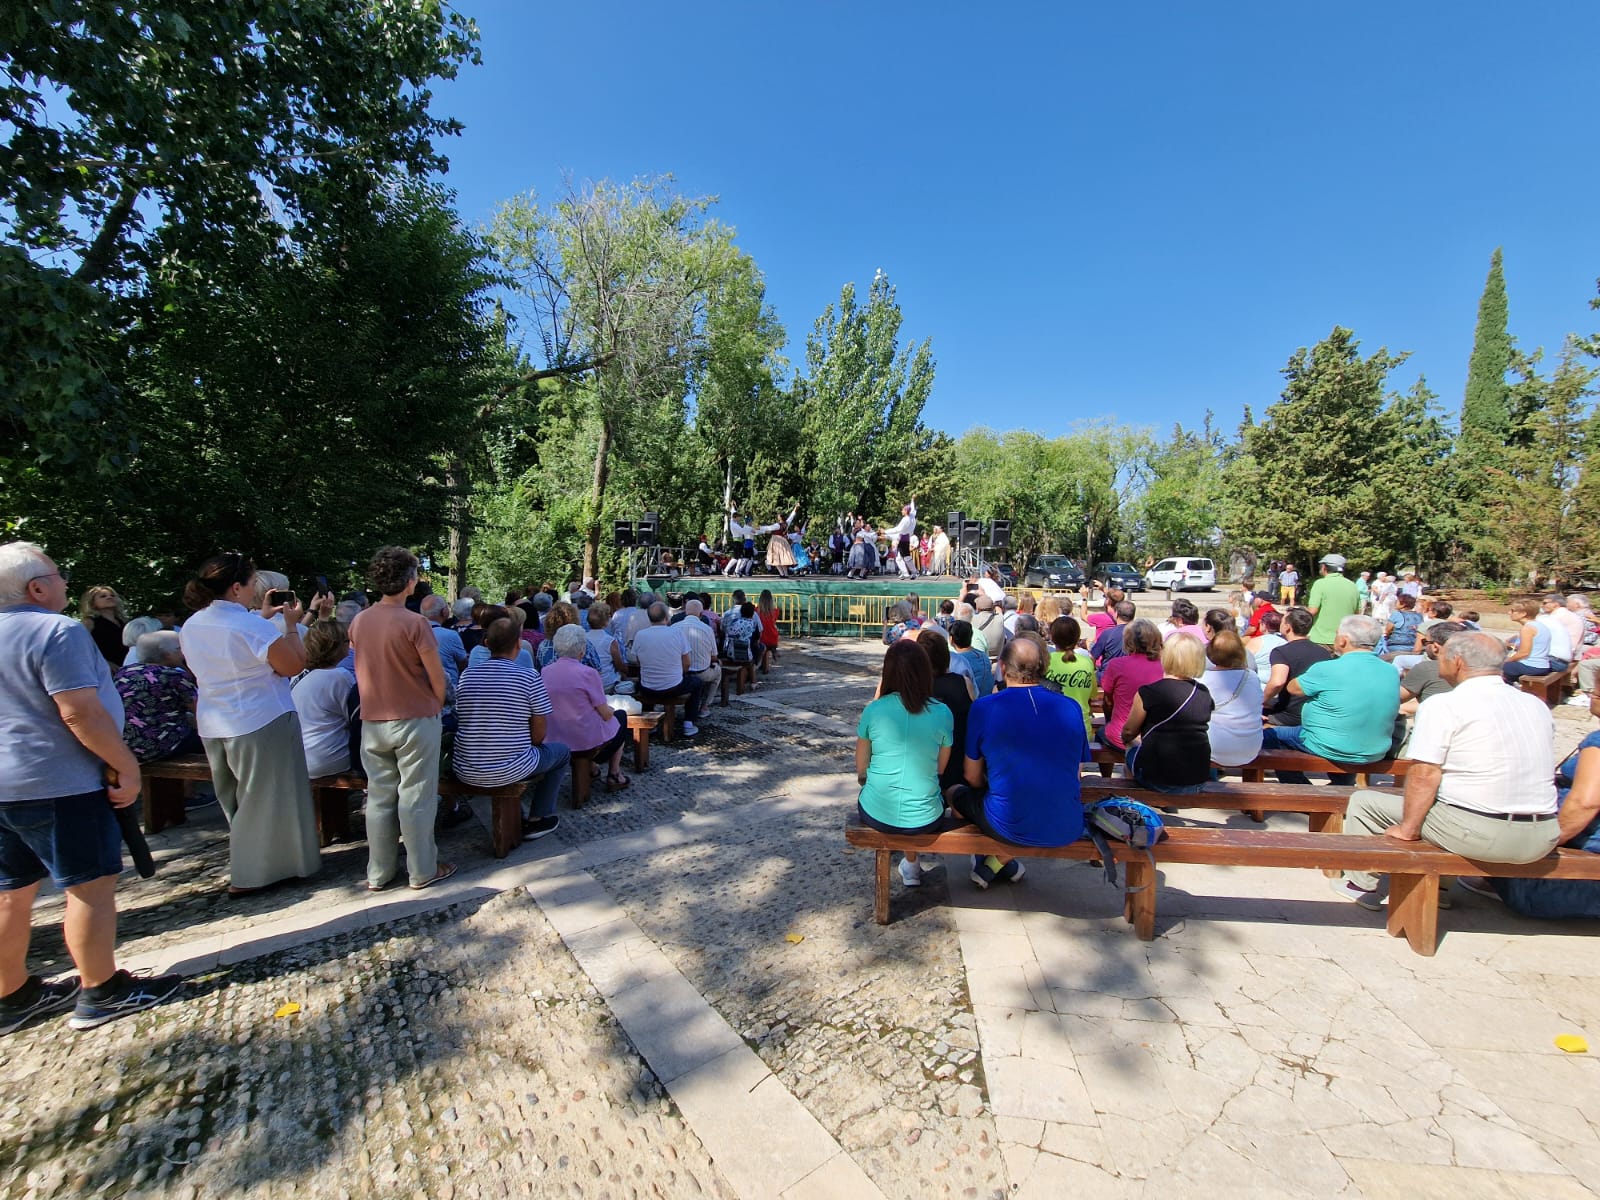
[1200,630,1265,769]
[179,552,320,894]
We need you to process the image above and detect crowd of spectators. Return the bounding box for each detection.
[867,555,1600,918]
[0,538,793,1036]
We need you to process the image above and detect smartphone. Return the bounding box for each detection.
[267,589,293,606]
[314,574,329,595]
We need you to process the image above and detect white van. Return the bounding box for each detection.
[1146,557,1217,592]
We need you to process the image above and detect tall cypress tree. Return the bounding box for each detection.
[1462,248,1511,441]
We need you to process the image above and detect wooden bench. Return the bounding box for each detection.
[719,663,756,705]
[637,689,693,742]
[144,757,528,860]
[1517,671,1573,708]
[844,815,1600,955]
[1077,776,1352,833]
[1088,745,1409,786]
[627,711,664,770]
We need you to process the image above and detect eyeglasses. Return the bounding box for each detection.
[30,569,69,585]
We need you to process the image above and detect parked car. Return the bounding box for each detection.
[991,562,1019,588]
[1145,556,1217,592]
[1093,561,1144,592]
[1022,555,1086,589]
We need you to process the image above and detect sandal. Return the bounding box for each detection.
[408,862,458,891]
[605,774,631,792]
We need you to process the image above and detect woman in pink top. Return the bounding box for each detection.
[542,625,631,789]
[1100,619,1166,749]
[1161,597,1208,643]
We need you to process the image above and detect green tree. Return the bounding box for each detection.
[1486,338,1597,582]
[1221,327,1411,570]
[1461,247,1512,444]
[1,0,481,469]
[490,178,749,580]
[5,181,509,605]
[793,271,936,524]
[1125,419,1222,559]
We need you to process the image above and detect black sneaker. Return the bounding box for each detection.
[0,975,80,1036]
[68,970,184,1031]
[521,814,560,840]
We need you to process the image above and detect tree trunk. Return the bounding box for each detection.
[583,417,614,582]
[74,176,143,286]
[445,461,469,601]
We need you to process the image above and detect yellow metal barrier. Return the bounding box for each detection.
[769,592,804,636]
[807,592,898,639]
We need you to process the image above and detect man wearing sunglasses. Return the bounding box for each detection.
[0,541,182,1036]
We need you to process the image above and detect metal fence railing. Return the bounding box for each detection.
[806,592,899,639]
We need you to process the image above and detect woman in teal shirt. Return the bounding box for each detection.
[856,640,953,887]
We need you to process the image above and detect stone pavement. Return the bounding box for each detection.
[3,634,1599,1199]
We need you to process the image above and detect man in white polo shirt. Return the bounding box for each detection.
[1331,631,1560,909]
[679,598,721,718]
[631,601,702,737]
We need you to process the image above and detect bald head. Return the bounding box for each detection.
[1001,632,1047,684]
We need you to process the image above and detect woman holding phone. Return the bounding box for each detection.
[179,552,321,894]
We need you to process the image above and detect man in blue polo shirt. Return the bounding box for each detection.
[946,634,1093,887]
[0,541,183,1036]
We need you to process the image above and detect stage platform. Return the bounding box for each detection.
[640,574,964,636]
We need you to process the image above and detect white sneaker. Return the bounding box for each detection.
[1566,692,1591,707]
[898,857,923,887]
[1329,877,1385,911]
[681,721,699,736]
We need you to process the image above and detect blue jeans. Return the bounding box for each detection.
[1258,724,1357,785]
[524,743,571,820]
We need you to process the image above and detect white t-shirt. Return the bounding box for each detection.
[1200,668,1265,767]
[976,577,1005,605]
[1535,612,1573,662]
[632,623,689,692]
[1408,675,1556,815]
[180,600,293,738]
[292,668,355,776]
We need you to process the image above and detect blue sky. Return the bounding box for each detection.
[433,1,1600,441]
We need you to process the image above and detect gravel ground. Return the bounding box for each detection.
[4,890,736,1200]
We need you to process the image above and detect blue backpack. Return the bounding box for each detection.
[1082,797,1167,889]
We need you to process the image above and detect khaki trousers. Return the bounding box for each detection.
[1341,789,1559,893]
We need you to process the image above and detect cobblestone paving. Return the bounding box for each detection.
[5,890,735,1200]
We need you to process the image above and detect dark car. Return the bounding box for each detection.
[991,562,1019,588]
[1094,561,1144,592]
[1021,555,1086,589]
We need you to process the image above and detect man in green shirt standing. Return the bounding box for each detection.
[1306,553,1361,646]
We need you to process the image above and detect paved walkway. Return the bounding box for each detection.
[4,636,1599,1198]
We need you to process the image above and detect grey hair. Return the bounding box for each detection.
[647,601,668,624]
[122,615,163,650]
[1568,594,1592,610]
[1337,614,1383,649]
[1440,631,1506,673]
[553,623,587,659]
[250,569,289,610]
[335,599,364,624]
[889,600,911,622]
[0,541,51,605]
[420,593,449,619]
[954,602,975,621]
[685,598,702,616]
[451,598,475,622]
[136,630,183,665]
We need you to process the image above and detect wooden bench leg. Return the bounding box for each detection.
[142,774,187,834]
[1246,809,1266,823]
[1123,856,1157,940]
[1386,873,1439,956]
[1315,812,1345,875]
[569,753,595,809]
[660,702,678,742]
[491,793,522,859]
[1098,761,1114,778]
[720,672,731,706]
[632,724,651,771]
[874,849,892,925]
[313,785,352,847]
